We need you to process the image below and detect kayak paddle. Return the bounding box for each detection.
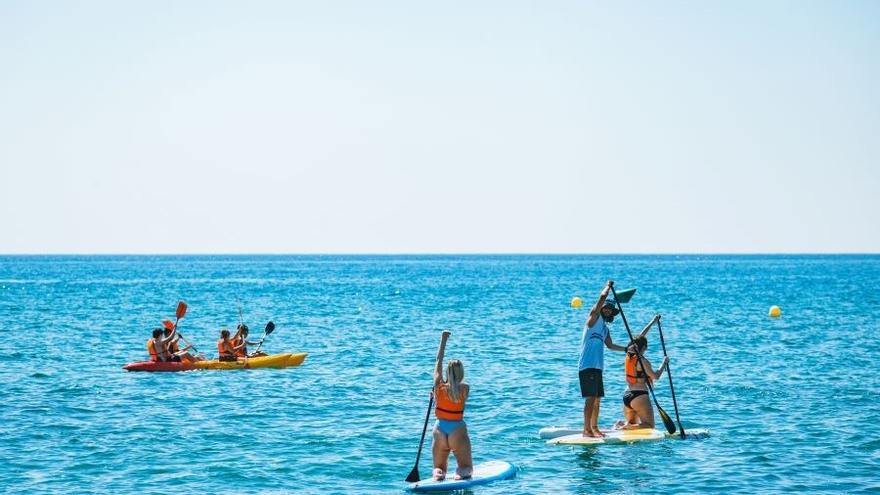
[405,392,435,482]
[656,317,686,438]
[251,321,276,356]
[614,288,637,304]
[237,299,244,328]
[171,301,203,358]
[610,285,676,435]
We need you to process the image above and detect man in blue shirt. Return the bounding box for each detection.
[579,280,627,437]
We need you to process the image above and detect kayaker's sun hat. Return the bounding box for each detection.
[602,299,620,315]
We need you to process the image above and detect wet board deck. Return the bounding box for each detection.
[407,460,516,492]
[541,427,709,445]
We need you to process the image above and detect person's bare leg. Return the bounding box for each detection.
[621,401,639,428]
[622,395,654,429]
[591,398,605,436]
[583,398,600,437]
[431,428,450,480]
[583,399,591,436]
[448,424,473,480]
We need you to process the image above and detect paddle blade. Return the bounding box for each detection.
[615,288,636,304]
[658,406,676,434]
[162,320,174,330]
[176,301,188,319]
[405,466,420,483]
[265,321,275,335]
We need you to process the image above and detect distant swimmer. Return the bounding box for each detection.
[431,330,473,481]
[616,316,669,430]
[578,280,628,438]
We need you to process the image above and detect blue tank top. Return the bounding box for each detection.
[578,317,609,370]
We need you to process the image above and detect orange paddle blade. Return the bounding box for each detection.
[176,301,188,319]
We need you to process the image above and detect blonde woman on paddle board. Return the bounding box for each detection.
[617,326,669,430]
[431,330,473,481]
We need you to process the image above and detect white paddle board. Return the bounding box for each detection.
[407,460,516,492]
[541,426,709,445]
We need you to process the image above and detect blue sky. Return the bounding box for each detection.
[1,1,877,253]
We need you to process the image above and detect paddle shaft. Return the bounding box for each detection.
[253,335,268,355]
[656,318,686,438]
[611,285,676,434]
[253,323,275,355]
[171,313,201,357]
[406,393,435,482]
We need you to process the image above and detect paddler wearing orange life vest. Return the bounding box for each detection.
[616,315,669,430]
[231,324,259,358]
[217,329,237,362]
[431,330,473,482]
[162,320,201,363]
[146,328,168,362]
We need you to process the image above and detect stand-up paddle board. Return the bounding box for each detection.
[407,460,516,492]
[540,426,709,445]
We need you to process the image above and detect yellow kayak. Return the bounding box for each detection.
[286,352,307,367]
[192,352,307,370]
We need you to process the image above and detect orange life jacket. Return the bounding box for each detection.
[147,339,158,362]
[625,352,648,385]
[434,384,465,421]
[218,339,235,357]
[232,336,246,357]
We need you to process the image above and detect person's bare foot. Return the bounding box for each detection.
[454,467,473,480]
[432,468,445,481]
[592,429,606,437]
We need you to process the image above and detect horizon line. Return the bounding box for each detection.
[1,252,878,257]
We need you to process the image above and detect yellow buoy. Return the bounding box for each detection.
[768,305,781,318]
[570,296,583,309]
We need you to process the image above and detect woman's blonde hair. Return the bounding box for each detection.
[445,359,465,403]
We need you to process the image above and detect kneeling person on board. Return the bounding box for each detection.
[217,329,237,362]
[579,280,627,438]
[618,332,668,430]
[432,330,473,481]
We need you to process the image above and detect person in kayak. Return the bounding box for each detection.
[162,323,201,363]
[231,324,259,358]
[217,329,237,361]
[617,330,669,430]
[579,280,628,438]
[161,323,183,362]
[431,330,473,481]
[147,328,168,362]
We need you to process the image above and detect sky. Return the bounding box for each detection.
[1,1,877,254]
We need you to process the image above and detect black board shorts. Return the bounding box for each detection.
[579,368,604,398]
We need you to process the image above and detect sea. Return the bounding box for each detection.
[0,255,877,494]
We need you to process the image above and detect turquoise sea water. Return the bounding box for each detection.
[1,255,878,494]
